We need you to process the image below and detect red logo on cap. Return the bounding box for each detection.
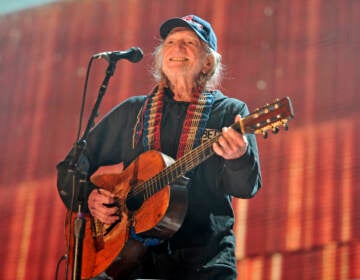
[182,15,193,21]
[182,15,203,30]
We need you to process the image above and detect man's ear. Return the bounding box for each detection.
[201,54,215,74]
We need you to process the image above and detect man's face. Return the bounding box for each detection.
[161,28,207,81]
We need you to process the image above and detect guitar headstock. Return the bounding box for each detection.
[239,97,294,138]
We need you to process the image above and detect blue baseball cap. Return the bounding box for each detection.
[160,15,217,51]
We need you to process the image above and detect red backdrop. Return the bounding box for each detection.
[0,0,359,279]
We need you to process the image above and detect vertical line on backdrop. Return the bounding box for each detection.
[210,0,229,53]
[318,124,336,244]
[303,126,316,249]
[3,188,25,279]
[303,0,320,123]
[351,243,360,278]
[234,199,248,259]
[270,253,282,280]
[236,259,247,280]
[116,0,141,102]
[16,183,36,280]
[35,178,65,278]
[321,243,336,280]
[252,256,264,280]
[263,107,283,254]
[285,130,304,250]
[339,245,349,280]
[24,9,59,180]
[340,121,353,242]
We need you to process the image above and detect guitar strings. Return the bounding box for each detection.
[130,139,214,198]
[126,135,219,199]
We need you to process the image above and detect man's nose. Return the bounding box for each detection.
[174,40,186,50]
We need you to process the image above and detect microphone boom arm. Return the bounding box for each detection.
[82,60,116,141]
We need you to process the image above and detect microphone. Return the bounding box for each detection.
[93,47,143,63]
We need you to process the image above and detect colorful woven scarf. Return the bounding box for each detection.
[133,86,214,159]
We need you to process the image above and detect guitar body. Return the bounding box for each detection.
[66,150,189,279]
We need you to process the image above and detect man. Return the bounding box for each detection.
[57,15,262,280]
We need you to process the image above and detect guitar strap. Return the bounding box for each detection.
[133,84,214,158]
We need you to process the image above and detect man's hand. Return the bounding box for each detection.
[212,115,248,160]
[88,188,120,224]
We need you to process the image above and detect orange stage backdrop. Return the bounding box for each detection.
[0,0,359,279]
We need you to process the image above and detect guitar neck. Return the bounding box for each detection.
[158,121,243,182]
[167,134,219,178]
[169,122,243,174]
[146,138,217,195]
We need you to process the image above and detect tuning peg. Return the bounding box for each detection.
[254,106,263,113]
[272,127,279,134]
[283,123,289,131]
[262,131,268,139]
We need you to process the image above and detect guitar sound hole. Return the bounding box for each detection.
[126,192,144,212]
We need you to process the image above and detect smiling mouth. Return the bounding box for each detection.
[169,57,188,62]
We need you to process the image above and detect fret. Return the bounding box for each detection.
[144,184,149,200]
[160,173,168,190]
[151,180,157,197]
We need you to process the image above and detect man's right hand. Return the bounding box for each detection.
[88,188,120,224]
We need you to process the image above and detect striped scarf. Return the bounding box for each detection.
[133,86,214,159]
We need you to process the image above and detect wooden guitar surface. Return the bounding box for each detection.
[66,150,186,279]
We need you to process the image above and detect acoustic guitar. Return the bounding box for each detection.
[65,97,294,279]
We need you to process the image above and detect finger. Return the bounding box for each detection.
[221,127,238,151]
[234,114,242,123]
[92,210,119,224]
[213,130,236,158]
[89,188,112,201]
[225,126,248,151]
[90,203,120,224]
[212,141,226,157]
[88,189,119,218]
[225,124,245,142]
[215,129,248,159]
[94,189,116,204]
[97,188,115,199]
[217,135,230,151]
[221,128,245,156]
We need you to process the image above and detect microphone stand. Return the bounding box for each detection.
[68,59,117,280]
